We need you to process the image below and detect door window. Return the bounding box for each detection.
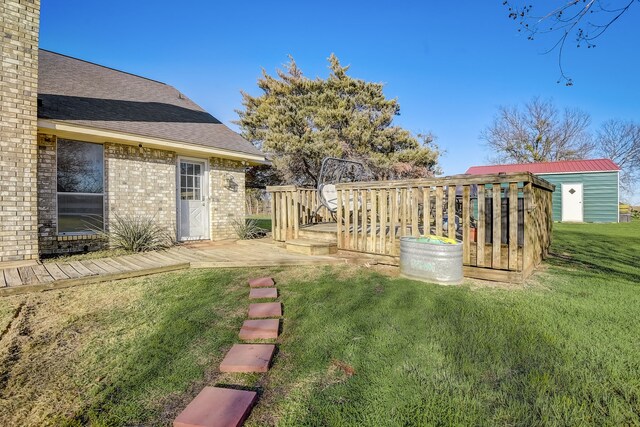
[180,162,203,201]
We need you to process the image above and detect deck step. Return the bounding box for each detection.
[173,386,257,427]
[285,239,337,256]
[297,227,337,243]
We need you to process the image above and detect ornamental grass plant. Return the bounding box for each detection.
[98,214,174,252]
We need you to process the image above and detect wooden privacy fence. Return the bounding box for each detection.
[267,186,332,242]
[267,173,554,281]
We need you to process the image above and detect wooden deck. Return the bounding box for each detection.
[269,173,554,282]
[0,240,343,296]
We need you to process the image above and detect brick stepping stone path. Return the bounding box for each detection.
[219,344,275,373]
[248,277,274,288]
[173,386,257,427]
[248,302,282,318]
[239,319,280,340]
[249,287,277,299]
[174,276,279,427]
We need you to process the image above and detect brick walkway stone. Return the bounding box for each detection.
[248,277,274,288]
[219,344,276,373]
[248,302,282,318]
[249,287,277,299]
[239,319,280,340]
[173,386,257,427]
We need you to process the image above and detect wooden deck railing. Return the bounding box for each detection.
[267,173,554,281]
[267,185,332,242]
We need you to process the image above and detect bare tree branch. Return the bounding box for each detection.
[504,0,638,85]
[480,97,593,163]
[596,119,640,194]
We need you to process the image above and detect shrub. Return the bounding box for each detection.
[232,218,266,240]
[99,214,174,252]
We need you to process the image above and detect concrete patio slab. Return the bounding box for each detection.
[248,277,274,288]
[239,319,280,340]
[248,302,282,318]
[173,386,257,427]
[219,344,276,373]
[249,287,277,299]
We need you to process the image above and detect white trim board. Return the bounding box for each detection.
[38,119,268,165]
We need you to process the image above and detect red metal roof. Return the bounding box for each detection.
[465,158,620,175]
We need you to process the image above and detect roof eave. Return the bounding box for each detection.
[38,119,269,165]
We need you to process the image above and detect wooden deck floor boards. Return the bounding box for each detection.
[17,266,39,285]
[162,250,195,263]
[4,268,22,287]
[118,255,155,270]
[91,259,121,274]
[43,263,69,281]
[110,257,144,271]
[69,261,96,276]
[0,239,344,295]
[80,260,109,275]
[102,257,133,273]
[143,253,179,266]
[57,263,83,279]
[148,251,179,264]
[127,254,162,268]
[31,264,54,283]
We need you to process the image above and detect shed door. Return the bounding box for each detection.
[561,183,583,222]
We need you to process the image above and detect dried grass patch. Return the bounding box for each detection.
[0,280,147,426]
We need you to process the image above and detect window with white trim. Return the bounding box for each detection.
[56,139,104,234]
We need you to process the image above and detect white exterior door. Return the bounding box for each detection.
[561,183,583,222]
[178,159,209,240]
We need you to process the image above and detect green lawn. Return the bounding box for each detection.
[0,222,638,426]
[244,222,640,426]
[247,214,272,232]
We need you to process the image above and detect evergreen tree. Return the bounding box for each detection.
[236,55,439,186]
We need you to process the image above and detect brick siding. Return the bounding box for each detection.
[210,158,246,239]
[35,136,245,255]
[104,143,177,236]
[0,0,40,262]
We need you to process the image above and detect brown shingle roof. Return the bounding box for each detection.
[37,49,264,158]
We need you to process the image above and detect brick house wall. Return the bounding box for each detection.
[0,0,40,262]
[104,143,177,236]
[210,158,246,240]
[35,135,246,255]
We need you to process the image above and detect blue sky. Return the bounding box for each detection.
[40,1,640,179]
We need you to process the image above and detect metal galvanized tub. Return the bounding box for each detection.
[399,236,463,285]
